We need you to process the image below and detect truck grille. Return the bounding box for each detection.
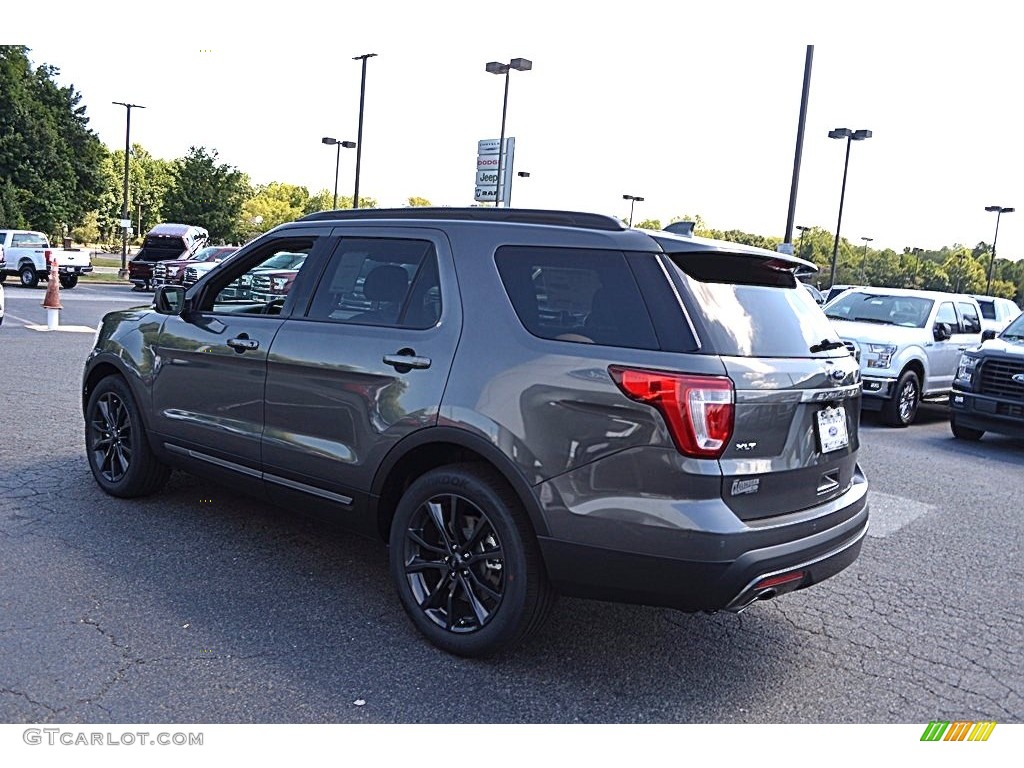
[251,275,272,293]
[183,267,198,283]
[978,358,1024,399]
[842,340,861,363]
[153,263,167,279]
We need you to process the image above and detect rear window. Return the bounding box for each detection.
[496,246,658,349]
[138,236,188,261]
[976,299,995,320]
[665,252,841,357]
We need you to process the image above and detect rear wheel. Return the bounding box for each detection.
[389,464,554,657]
[881,370,920,427]
[85,376,170,497]
[59,274,79,289]
[950,417,984,441]
[19,264,39,288]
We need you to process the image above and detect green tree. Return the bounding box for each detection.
[406,196,432,207]
[238,182,312,240]
[634,218,662,230]
[161,147,251,243]
[0,46,108,234]
[302,189,378,214]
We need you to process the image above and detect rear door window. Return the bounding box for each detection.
[495,246,659,349]
[956,302,981,333]
[305,238,441,329]
[664,252,841,357]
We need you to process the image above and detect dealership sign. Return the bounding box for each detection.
[474,137,515,204]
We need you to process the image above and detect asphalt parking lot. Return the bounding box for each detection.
[1,285,1022,723]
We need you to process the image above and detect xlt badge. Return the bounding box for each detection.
[731,478,761,496]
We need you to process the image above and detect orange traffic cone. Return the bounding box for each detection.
[41,251,62,329]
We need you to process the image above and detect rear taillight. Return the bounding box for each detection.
[609,367,734,458]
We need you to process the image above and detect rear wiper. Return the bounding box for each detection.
[810,339,847,353]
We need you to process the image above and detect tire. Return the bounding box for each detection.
[19,264,39,288]
[389,463,554,657]
[59,274,79,289]
[951,417,984,441]
[85,375,170,498]
[881,369,920,427]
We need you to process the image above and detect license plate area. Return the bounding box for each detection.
[816,406,849,453]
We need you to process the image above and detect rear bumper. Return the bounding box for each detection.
[59,265,93,275]
[536,466,869,612]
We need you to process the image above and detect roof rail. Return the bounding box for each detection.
[297,207,626,231]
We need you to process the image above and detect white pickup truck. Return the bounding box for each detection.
[0,229,93,289]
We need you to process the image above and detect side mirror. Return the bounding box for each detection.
[981,329,996,342]
[154,285,186,316]
[933,322,952,342]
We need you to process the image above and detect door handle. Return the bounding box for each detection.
[227,335,260,353]
[383,350,431,371]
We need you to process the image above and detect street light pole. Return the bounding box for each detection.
[984,205,1014,294]
[112,101,145,277]
[623,194,644,227]
[322,137,357,209]
[860,236,873,283]
[795,224,811,261]
[827,128,872,288]
[352,53,377,209]
[486,58,532,207]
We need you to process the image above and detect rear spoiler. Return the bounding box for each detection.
[652,230,819,274]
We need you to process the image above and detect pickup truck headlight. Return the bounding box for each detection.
[865,343,897,369]
[955,354,979,385]
[271,277,288,291]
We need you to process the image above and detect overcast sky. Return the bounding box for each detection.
[8,0,1023,258]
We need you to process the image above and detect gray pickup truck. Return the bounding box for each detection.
[0,229,93,288]
[824,287,983,426]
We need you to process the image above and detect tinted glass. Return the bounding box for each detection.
[957,302,981,333]
[976,299,996,320]
[665,253,840,357]
[11,233,47,248]
[306,238,440,329]
[204,240,316,314]
[496,246,658,349]
[1002,313,1024,338]
[824,292,933,328]
[935,301,957,326]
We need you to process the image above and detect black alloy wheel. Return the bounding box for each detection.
[389,464,553,657]
[89,390,133,484]
[402,492,506,634]
[85,376,170,497]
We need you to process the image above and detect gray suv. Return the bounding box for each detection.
[82,208,869,656]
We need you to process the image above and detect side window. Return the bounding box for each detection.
[495,246,659,349]
[306,238,441,329]
[957,302,981,333]
[201,239,316,314]
[935,301,958,327]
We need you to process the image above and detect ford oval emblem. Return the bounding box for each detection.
[1013,373,1024,385]
[830,368,846,382]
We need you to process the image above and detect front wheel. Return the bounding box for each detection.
[881,370,920,427]
[389,464,554,657]
[85,376,170,497]
[59,274,79,289]
[951,417,984,441]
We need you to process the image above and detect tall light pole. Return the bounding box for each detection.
[984,205,1014,295]
[827,127,872,288]
[623,194,644,227]
[352,53,377,209]
[486,58,532,207]
[860,236,873,283]
[322,137,357,209]
[795,224,811,261]
[112,101,145,277]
